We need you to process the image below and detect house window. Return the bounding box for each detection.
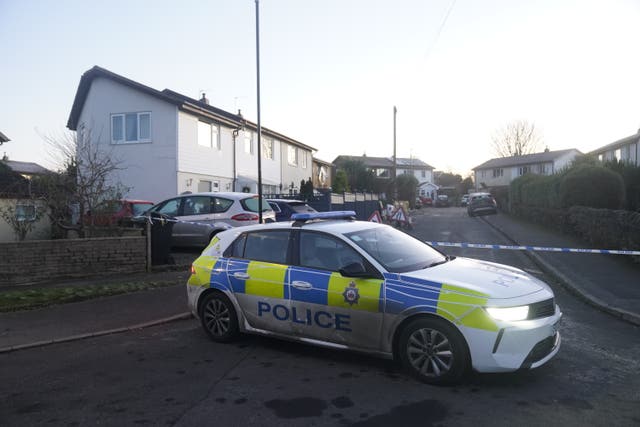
[598,154,604,162]
[212,181,220,192]
[198,122,212,147]
[614,149,621,161]
[301,151,307,169]
[111,112,151,144]
[287,145,297,166]
[481,170,486,178]
[492,168,503,178]
[16,204,36,221]
[244,132,253,154]
[262,138,273,160]
[421,169,426,178]
[197,122,220,149]
[518,166,529,176]
[537,164,547,174]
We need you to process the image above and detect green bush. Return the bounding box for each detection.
[604,160,640,212]
[559,165,625,209]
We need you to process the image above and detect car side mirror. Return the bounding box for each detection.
[339,262,370,278]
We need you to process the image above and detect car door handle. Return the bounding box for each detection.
[233,272,250,280]
[291,281,312,290]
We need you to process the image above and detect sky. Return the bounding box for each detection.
[1,0,640,176]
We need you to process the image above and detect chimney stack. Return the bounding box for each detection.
[199,92,209,105]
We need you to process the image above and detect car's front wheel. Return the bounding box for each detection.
[398,317,470,385]
[200,292,239,342]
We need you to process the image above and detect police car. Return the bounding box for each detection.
[187,211,562,384]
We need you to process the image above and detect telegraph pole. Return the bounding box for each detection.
[255,0,263,222]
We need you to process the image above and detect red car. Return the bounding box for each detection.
[85,199,154,226]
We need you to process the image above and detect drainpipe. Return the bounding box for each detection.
[232,110,246,192]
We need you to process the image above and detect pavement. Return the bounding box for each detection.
[1,212,639,354]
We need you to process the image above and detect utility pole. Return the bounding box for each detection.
[393,105,397,200]
[255,0,263,223]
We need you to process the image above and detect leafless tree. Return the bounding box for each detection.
[37,129,128,237]
[491,120,542,157]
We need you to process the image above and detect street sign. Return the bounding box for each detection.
[368,211,383,223]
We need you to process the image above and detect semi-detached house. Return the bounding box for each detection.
[67,66,315,203]
[472,149,582,189]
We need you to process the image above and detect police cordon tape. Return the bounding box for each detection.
[136,215,640,256]
[426,241,640,256]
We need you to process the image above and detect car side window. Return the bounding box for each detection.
[183,196,211,215]
[268,202,281,213]
[226,234,247,258]
[213,197,234,213]
[243,231,291,264]
[299,231,364,272]
[155,198,180,216]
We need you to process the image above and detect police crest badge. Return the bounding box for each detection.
[342,281,360,305]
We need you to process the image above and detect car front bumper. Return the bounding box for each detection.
[461,306,562,373]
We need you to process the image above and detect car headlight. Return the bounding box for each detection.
[486,305,529,321]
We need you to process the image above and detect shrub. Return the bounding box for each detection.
[559,165,625,209]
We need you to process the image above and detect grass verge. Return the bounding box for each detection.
[0,281,180,312]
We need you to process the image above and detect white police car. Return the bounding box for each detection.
[187,211,562,384]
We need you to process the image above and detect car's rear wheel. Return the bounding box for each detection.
[398,317,469,385]
[200,293,239,342]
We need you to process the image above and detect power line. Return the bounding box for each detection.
[424,0,457,61]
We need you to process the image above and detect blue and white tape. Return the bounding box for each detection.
[427,241,640,256]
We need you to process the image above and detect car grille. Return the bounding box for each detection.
[521,334,558,368]
[528,298,555,320]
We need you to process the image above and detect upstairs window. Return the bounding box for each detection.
[287,145,297,166]
[492,168,503,178]
[244,132,254,154]
[262,138,273,160]
[197,122,220,149]
[301,151,307,168]
[111,112,151,144]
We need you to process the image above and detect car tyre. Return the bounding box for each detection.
[398,317,469,385]
[200,292,239,342]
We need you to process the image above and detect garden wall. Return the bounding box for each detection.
[0,236,147,285]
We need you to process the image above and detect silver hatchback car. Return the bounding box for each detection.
[145,192,275,247]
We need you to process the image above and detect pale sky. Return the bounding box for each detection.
[1,0,639,176]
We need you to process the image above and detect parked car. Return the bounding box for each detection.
[187,211,562,385]
[435,194,450,207]
[460,194,470,207]
[267,199,317,222]
[85,199,154,226]
[144,192,275,247]
[467,192,498,217]
[419,196,433,207]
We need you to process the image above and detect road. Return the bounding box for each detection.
[1,208,639,426]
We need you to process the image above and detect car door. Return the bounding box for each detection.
[288,230,385,351]
[175,195,217,247]
[226,229,293,335]
[150,197,183,245]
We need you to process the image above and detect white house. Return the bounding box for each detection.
[590,128,639,166]
[473,149,582,189]
[332,155,434,185]
[67,66,315,203]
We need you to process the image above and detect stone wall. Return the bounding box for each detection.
[0,236,147,285]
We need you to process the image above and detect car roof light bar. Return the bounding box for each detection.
[291,210,356,226]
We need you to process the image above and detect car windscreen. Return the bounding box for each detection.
[290,203,316,213]
[344,226,446,273]
[131,203,153,216]
[241,197,272,213]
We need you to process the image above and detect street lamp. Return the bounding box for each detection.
[255,0,263,222]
